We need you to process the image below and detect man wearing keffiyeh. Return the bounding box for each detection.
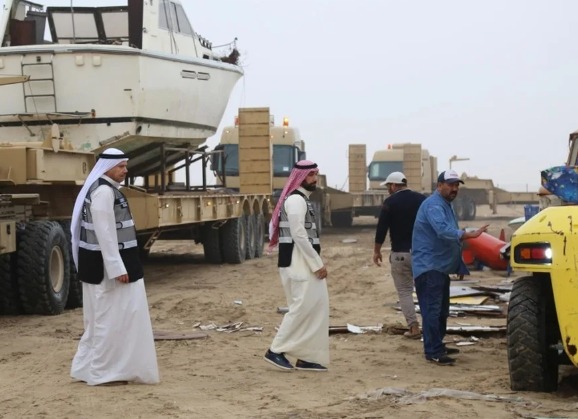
[264,160,330,372]
[70,148,159,385]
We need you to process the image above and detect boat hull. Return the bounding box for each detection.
[0,44,243,152]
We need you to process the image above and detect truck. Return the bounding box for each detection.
[212,113,355,228]
[0,2,271,316]
[506,129,578,392]
[350,143,539,221]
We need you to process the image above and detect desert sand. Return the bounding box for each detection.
[1,205,578,419]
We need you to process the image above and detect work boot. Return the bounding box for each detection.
[403,323,421,339]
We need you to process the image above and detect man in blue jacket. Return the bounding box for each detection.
[412,169,488,365]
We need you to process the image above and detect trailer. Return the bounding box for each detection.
[0,109,272,316]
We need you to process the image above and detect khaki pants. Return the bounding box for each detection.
[390,251,418,327]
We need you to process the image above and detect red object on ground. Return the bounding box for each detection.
[462,232,509,271]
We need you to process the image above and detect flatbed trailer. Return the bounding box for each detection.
[0,121,271,316]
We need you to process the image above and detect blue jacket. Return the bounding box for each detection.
[411,190,466,279]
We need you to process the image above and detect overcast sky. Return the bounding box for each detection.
[11,0,578,192]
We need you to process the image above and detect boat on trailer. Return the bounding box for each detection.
[0,0,243,174]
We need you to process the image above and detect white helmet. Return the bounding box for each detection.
[380,171,407,186]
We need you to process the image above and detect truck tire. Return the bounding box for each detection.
[16,221,70,315]
[0,254,22,315]
[254,213,265,258]
[452,198,465,221]
[202,222,223,264]
[507,275,560,391]
[221,217,247,264]
[331,211,353,228]
[58,220,82,309]
[245,215,256,260]
[463,198,476,221]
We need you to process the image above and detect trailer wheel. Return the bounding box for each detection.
[221,217,247,264]
[463,198,476,221]
[59,220,82,309]
[254,213,265,258]
[245,215,256,260]
[0,254,22,315]
[452,198,465,221]
[331,211,353,228]
[507,275,560,391]
[16,221,70,315]
[202,222,223,264]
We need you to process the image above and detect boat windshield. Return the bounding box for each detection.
[47,7,129,45]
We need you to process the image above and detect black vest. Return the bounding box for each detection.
[278,190,321,267]
[78,178,143,284]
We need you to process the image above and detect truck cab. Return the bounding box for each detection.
[212,116,305,194]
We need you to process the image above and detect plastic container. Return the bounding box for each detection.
[524,205,539,221]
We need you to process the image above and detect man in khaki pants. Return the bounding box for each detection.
[373,172,425,338]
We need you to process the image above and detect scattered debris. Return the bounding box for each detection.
[277,306,289,314]
[455,341,476,346]
[329,324,383,334]
[233,300,243,305]
[341,238,358,244]
[353,386,534,406]
[153,330,208,341]
[196,322,263,333]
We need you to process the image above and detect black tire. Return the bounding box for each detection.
[254,213,265,258]
[221,217,247,264]
[331,211,353,228]
[0,254,22,315]
[16,221,70,315]
[463,198,476,221]
[202,222,223,264]
[452,198,464,221]
[507,275,560,391]
[245,215,256,260]
[58,220,82,309]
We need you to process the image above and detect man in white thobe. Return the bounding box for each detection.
[70,148,159,385]
[264,160,329,372]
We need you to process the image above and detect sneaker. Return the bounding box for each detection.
[426,355,455,366]
[445,347,460,355]
[264,349,294,371]
[295,359,328,372]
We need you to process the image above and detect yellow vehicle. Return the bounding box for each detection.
[507,130,578,392]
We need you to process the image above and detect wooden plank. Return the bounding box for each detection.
[239,148,271,161]
[239,107,270,124]
[239,160,272,172]
[239,125,270,137]
[238,136,271,149]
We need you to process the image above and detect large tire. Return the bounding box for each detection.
[245,215,256,260]
[202,222,223,264]
[59,220,82,309]
[507,275,560,391]
[452,198,464,221]
[254,213,265,258]
[463,198,476,221]
[221,217,247,264]
[16,221,70,315]
[0,254,22,315]
[331,211,353,228]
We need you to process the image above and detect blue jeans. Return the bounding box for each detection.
[414,270,450,358]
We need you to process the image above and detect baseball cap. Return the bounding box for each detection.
[380,171,407,186]
[437,169,464,184]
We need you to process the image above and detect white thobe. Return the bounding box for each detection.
[71,178,159,385]
[270,188,330,366]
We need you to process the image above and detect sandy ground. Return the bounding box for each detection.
[1,204,578,419]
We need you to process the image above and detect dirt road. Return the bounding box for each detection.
[1,206,577,418]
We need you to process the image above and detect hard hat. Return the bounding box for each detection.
[380,171,407,186]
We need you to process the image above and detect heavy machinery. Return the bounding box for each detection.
[351,143,538,221]
[507,129,578,392]
[212,113,355,227]
[0,1,270,316]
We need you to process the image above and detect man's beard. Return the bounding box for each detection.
[302,182,317,191]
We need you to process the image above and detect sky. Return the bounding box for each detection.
[6,0,578,192]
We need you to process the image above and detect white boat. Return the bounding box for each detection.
[0,0,243,167]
